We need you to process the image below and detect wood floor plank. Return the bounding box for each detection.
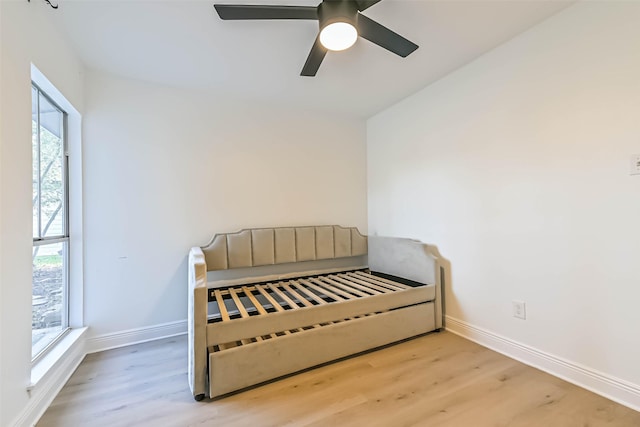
[37,332,640,427]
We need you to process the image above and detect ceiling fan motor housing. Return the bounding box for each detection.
[317,0,359,30]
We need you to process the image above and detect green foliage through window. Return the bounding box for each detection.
[32,83,69,361]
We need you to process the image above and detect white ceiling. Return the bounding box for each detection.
[49,0,572,117]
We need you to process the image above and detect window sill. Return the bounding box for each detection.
[29,326,88,390]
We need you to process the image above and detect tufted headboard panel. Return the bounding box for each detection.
[201,226,367,272]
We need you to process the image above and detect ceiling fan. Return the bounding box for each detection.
[213,0,418,76]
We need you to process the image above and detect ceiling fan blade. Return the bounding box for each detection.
[356,13,418,57]
[214,4,318,20]
[355,0,382,12]
[300,36,327,77]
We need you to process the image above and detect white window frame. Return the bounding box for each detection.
[31,82,71,362]
[30,64,84,373]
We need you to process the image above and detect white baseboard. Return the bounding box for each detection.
[445,315,640,412]
[12,328,88,427]
[86,319,188,354]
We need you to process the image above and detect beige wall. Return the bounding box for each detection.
[367,1,640,409]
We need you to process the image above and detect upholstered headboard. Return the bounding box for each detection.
[201,225,367,272]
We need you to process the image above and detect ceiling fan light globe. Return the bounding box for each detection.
[319,22,358,51]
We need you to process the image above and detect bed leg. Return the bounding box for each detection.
[434,328,442,333]
[194,393,205,402]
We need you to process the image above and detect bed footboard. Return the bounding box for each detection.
[368,235,442,330]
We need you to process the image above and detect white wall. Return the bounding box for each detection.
[368,1,640,408]
[83,71,367,338]
[0,2,84,425]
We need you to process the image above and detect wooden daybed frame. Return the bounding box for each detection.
[188,225,442,400]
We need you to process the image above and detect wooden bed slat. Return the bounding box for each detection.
[290,281,329,305]
[228,288,250,318]
[206,269,434,348]
[255,285,285,312]
[282,281,314,308]
[254,285,294,336]
[349,271,409,290]
[308,277,357,300]
[267,283,300,309]
[219,341,238,350]
[210,271,424,327]
[298,278,345,302]
[242,286,268,315]
[214,290,231,322]
[206,284,431,346]
[329,274,384,295]
[240,291,278,342]
[335,273,395,294]
[317,276,370,298]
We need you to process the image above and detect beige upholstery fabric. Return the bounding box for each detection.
[209,303,435,398]
[204,233,228,271]
[368,236,437,286]
[274,228,296,264]
[315,226,334,260]
[295,227,316,261]
[333,226,351,258]
[189,227,443,400]
[227,230,252,269]
[351,228,367,257]
[201,225,368,272]
[188,247,208,398]
[251,229,274,266]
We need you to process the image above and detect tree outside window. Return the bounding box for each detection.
[32,84,69,360]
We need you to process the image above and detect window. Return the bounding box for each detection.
[32,83,69,360]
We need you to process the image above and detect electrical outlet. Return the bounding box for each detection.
[631,154,640,176]
[512,300,526,320]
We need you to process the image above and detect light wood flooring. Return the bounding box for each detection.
[38,331,640,427]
